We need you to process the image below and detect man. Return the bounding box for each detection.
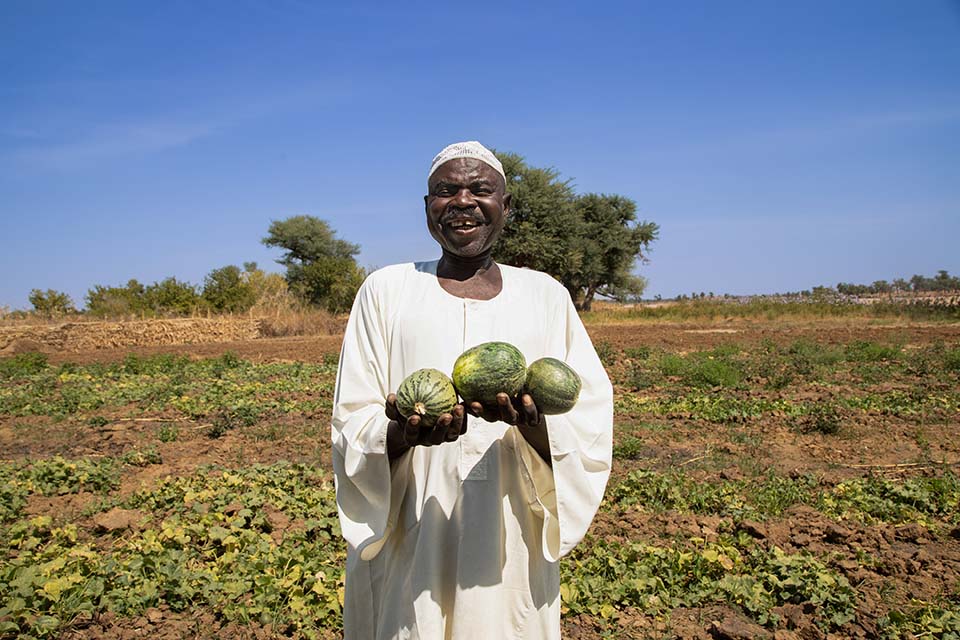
[331,141,613,639]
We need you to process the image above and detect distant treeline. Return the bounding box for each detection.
[22,263,291,319]
[834,270,960,296]
[661,270,960,302]
[16,215,367,320]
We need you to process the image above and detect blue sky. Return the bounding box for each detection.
[2,0,958,309]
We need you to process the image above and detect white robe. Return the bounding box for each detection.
[331,261,613,640]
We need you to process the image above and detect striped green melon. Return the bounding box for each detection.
[452,342,527,413]
[524,357,581,415]
[395,368,458,428]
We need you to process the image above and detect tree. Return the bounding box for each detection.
[298,257,367,313]
[241,263,292,311]
[566,194,658,309]
[143,278,202,315]
[492,152,659,310]
[202,265,256,313]
[28,289,74,317]
[493,152,582,281]
[86,279,147,317]
[262,215,364,313]
[871,280,892,294]
[934,269,960,290]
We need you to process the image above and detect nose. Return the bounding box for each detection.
[450,187,477,209]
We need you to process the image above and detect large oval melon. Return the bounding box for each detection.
[395,368,458,428]
[524,357,581,415]
[452,342,527,412]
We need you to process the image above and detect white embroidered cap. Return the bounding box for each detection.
[428,141,505,183]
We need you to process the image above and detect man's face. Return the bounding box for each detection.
[424,158,511,258]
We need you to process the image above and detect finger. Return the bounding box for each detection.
[453,405,467,437]
[385,394,402,421]
[468,401,484,418]
[427,413,452,446]
[497,392,519,425]
[403,415,420,446]
[445,405,465,441]
[521,393,539,427]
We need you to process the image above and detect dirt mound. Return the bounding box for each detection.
[0,337,52,355]
[0,318,263,353]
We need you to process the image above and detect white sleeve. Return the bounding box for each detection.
[331,277,411,561]
[515,294,614,562]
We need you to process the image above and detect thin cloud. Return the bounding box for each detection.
[13,121,218,170]
[5,79,348,171]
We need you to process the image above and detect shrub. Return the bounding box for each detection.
[626,362,657,390]
[787,340,842,376]
[28,289,75,317]
[157,424,180,442]
[943,348,960,374]
[0,352,49,379]
[657,352,742,388]
[658,354,687,378]
[612,435,644,460]
[624,345,652,360]
[202,265,256,313]
[793,402,842,435]
[595,341,617,367]
[844,340,901,363]
[688,358,742,388]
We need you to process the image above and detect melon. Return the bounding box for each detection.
[524,357,581,415]
[452,342,527,412]
[395,368,458,428]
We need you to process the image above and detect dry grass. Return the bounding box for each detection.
[257,306,344,337]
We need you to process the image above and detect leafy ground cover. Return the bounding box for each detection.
[1,320,959,639]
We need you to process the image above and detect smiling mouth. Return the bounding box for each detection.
[445,219,482,230]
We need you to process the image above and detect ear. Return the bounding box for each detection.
[502,192,512,217]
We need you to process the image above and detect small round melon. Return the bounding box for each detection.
[452,342,527,412]
[395,368,458,428]
[524,357,581,415]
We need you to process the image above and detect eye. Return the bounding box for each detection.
[434,183,459,196]
[471,183,494,195]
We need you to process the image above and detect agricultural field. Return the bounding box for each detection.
[1,315,959,639]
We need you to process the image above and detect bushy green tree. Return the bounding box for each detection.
[86,279,147,317]
[569,194,658,309]
[492,151,659,310]
[262,215,364,312]
[493,152,582,280]
[297,257,367,313]
[909,271,960,292]
[28,289,75,317]
[932,270,960,290]
[202,265,256,313]
[143,278,202,315]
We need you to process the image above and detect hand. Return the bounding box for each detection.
[467,393,551,465]
[466,392,541,428]
[385,394,467,460]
